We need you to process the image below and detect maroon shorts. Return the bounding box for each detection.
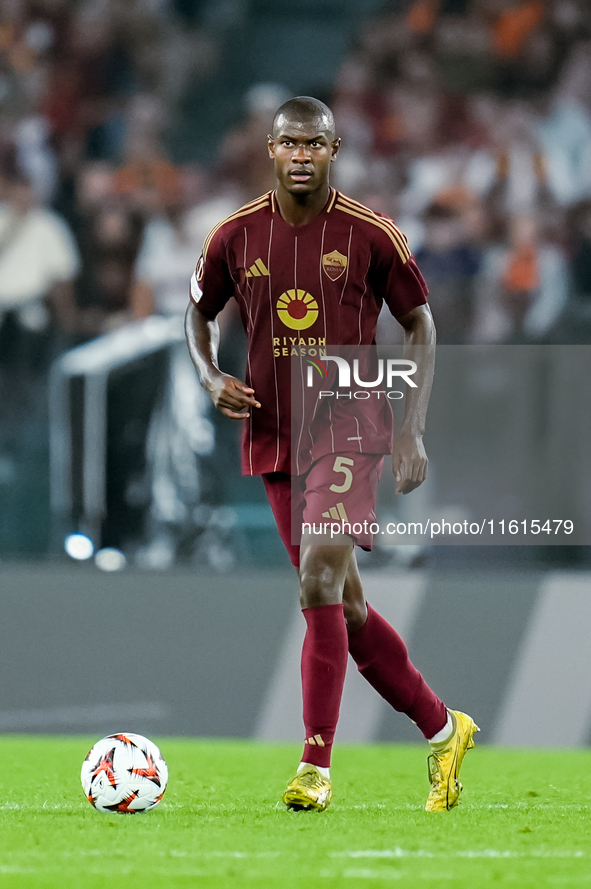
[263,453,385,567]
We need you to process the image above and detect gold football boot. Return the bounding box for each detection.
[283,765,332,811]
[425,709,479,812]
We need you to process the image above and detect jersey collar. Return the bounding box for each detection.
[270,187,338,219]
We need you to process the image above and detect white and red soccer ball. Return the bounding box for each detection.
[81,733,168,814]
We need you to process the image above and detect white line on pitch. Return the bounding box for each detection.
[332,849,587,859]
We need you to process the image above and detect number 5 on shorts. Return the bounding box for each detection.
[330,456,354,493]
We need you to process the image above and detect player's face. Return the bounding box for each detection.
[268,118,340,196]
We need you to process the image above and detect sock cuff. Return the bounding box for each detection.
[302,603,345,625]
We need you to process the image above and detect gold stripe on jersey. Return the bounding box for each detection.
[336,201,410,263]
[335,196,411,262]
[337,193,411,256]
[203,194,269,257]
[337,195,411,261]
[327,187,338,213]
[202,194,271,258]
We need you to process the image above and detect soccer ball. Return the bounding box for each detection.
[81,733,168,814]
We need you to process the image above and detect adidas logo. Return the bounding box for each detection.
[306,734,325,747]
[321,503,349,522]
[246,258,270,278]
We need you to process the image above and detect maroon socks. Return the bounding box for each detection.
[301,603,348,768]
[299,601,446,769]
[347,603,447,739]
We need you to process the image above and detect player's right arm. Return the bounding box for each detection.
[185,301,260,420]
[186,224,262,419]
[370,219,433,494]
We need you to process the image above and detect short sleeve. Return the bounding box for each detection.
[369,222,429,318]
[189,227,235,320]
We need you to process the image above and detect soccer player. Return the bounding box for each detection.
[185,97,478,812]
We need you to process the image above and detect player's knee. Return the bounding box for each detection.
[342,598,367,632]
[299,562,342,608]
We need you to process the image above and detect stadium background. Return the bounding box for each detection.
[1,0,591,747]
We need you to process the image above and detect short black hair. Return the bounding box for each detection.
[272,96,336,141]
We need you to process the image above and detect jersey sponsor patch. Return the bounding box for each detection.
[276,289,319,331]
[190,258,204,302]
[190,272,202,302]
[196,255,204,281]
[322,249,348,281]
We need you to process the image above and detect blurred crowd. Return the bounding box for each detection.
[1,0,591,555]
[0,1,590,366]
[331,0,591,345]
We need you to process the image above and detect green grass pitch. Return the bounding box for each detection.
[0,737,589,888]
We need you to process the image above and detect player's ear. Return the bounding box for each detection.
[331,138,341,161]
[267,135,275,158]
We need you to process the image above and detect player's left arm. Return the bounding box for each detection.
[392,303,436,494]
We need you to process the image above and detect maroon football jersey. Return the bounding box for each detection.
[190,188,428,476]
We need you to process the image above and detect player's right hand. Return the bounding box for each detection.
[207,374,261,419]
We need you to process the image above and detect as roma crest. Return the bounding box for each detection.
[322,250,348,281]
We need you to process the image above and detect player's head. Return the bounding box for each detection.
[271,96,336,141]
[268,96,340,196]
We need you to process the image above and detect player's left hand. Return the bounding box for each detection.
[392,431,428,495]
